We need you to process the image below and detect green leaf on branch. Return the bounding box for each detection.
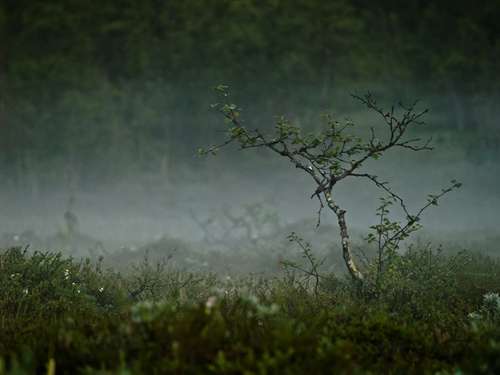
[214,85,228,91]
[203,87,463,286]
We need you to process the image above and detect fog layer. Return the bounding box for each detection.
[1,133,498,269]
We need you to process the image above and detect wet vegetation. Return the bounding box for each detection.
[2,0,500,373]
[1,243,500,374]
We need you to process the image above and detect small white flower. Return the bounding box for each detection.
[205,296,217,309]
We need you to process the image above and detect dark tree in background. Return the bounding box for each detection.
[2,0,499,191]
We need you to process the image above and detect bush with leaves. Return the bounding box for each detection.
[1,245,500,374]
[0,247,125,354]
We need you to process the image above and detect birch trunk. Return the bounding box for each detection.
[325,188,364,283]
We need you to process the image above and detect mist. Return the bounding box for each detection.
[4,3,500,372]
[3,0,500,273]
[1,103,499,274]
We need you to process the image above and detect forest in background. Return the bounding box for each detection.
[3,4,500,373]
[1,0,500,192]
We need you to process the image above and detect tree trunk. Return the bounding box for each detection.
[325,188,365,283]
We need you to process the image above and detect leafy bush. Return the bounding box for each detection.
[0,244,499,374]
[0,247,122,352]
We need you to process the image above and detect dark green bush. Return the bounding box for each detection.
[0,247,120,352]
[0,245,499,374]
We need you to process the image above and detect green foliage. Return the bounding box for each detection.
[365,179,462,284]
[469,292,500,324]
[0,244,499,374]
[2,0,499,189]
[464,292,500,374]
[364,245,475,321]
[282,232,326,296]
[0,247,124,354]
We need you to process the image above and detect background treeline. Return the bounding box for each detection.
[2,0,499,191]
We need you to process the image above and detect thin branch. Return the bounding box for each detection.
[204,87,461,286]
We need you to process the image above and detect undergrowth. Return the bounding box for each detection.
[0,245,499,374]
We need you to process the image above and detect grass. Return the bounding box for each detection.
[0,242,500,375]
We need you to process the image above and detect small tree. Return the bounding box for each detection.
[199,86,461,284]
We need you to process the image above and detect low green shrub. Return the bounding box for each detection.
[0,247,123,353]
[0,245,499,374]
